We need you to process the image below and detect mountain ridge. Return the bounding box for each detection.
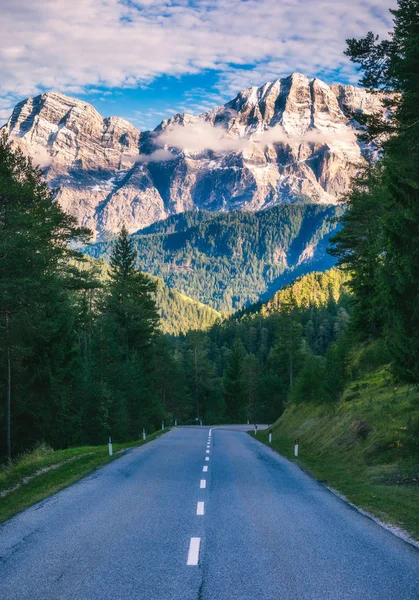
[3,73,383,240]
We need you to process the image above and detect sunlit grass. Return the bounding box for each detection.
[0,430,169,523]
[260,354,419,540]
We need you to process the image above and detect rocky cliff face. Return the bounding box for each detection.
[3,74,384,239]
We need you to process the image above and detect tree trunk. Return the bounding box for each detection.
[194,346,199,420]
[6,312,11,460]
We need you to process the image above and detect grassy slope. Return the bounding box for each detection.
[0,429,169,523]
[260,348,419,539]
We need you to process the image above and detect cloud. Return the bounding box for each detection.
[31,146,53,169]
[158,120,249,153]
[0,0,396,111]
[8,139,54,168]
[124,148,176,163]
[128,119,359,162]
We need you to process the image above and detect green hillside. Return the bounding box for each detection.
[79,256,220,336]
[86,204,343,312]
[153,277,221,335]
[261,341,419,539]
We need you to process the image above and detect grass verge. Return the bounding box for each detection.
[258,362,419,541]
[0,429,169,523]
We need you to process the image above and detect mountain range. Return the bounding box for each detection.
[3,73,383,241]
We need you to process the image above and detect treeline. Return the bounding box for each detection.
[87,203,342,312]
[0,135,178,459]
[153,278,221,336]
[329,0,419,382]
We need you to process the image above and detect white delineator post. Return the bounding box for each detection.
[269,428,272,444]
[162,421,165,431]
[108,436,113,456]
[174,418,177,427]
[142,428,146,441]
[294,438,299,457]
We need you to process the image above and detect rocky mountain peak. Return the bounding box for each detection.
[2,74,385,239]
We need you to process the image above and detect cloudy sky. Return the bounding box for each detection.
[0,0,395,130]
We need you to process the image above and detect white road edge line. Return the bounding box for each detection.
[197,502,205,516]
[203,466,208,472]
[200,479,206,489]
[187,537,201,565]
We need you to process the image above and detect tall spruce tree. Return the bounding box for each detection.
[102,226,161,438]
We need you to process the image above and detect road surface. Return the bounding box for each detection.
[1,426,418,599]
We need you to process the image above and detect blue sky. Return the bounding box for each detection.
[0,0,396,131]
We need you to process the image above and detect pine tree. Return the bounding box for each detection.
[330,0,419,380]
[101,226,160,439]
[223,339,245,423]
[106,226,159,357]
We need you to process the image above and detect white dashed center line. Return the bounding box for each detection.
[203,466,208,472]
[206,450,210,454]
[187,537,201,565]
[197,502,205,516]
[200,479,206,489]
[205,457,209,461]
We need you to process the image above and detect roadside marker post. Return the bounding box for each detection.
[294,439,299,457]
[254,424,258,436]
[162,421,165,431]
[142,428,146,441]
[269,429,272,444]
[108,436,113,456]
[174,418,177,427]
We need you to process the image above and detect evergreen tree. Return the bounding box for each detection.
[106,226,159,358]
[329,0,419,380]
[101,226,161,439]
[0,133,90,457]
[241,353,262,421]
[223,339,245,422]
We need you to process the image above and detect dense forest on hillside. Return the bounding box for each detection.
[166,267,352,425]
[86,204,342,312]
[329,0,419,383]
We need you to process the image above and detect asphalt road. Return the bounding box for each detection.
[1,426,419,600]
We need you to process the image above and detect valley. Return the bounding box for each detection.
[86,203,342,311]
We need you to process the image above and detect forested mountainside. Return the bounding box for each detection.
[86,204,343,312]
[2,74,384,239]
[83,257,220,336]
